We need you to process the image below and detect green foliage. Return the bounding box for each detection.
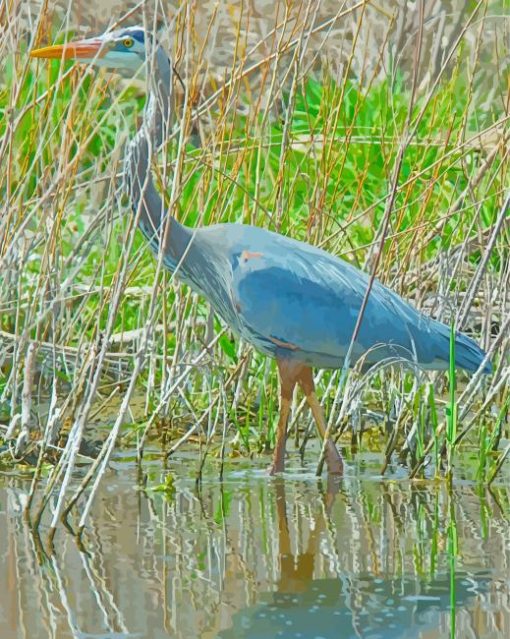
[446,323,458,479]
[151,473,176,500]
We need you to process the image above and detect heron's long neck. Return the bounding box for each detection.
[125,46,191,272]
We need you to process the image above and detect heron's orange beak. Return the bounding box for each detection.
[30,38,105,60]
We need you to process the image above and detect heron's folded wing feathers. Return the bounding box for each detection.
[231,249,424,362]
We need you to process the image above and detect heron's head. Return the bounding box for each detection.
[30,26,148,72]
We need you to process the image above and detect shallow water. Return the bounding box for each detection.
[0,454,509,638]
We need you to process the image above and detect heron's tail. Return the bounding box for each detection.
[429,320,491,374]
[454,330,492,373]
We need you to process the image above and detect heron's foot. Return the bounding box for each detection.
[268,452,285,476]
[267,461,285,476]
[325,441,344,476]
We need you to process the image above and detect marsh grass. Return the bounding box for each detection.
[0,0,509,528]
[446,322,457,481]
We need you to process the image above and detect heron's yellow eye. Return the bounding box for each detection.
[123,37,134,48]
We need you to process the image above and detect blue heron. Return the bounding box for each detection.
[31,27,490,476]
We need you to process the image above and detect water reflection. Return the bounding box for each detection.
[220,573,493,639]
[0,459,509,638]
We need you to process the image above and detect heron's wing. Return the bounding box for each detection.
[230,245,427,364]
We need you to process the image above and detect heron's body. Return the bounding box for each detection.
[143,218,487,373]
[31,27,490,475]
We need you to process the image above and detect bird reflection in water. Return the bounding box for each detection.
[274,478,338,596]
[218,478,490,639]
[0,474,506,639]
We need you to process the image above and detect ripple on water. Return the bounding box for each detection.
[0,457,508,639]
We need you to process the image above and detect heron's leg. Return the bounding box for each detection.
[268,359,299,476]
[297,367,344,475]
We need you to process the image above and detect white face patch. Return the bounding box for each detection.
[90,51,143,71]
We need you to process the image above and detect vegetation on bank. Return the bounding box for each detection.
[0,5,508,528]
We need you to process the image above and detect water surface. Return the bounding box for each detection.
[0,454,509,638]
